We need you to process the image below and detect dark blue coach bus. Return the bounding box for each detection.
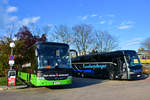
[72,50,143,80]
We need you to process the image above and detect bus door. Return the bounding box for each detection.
[122,55,129,79]
[116,57,123,78]
[112,57,123,79]
[116,57,128,79]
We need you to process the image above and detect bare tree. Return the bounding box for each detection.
[41,25,52,41]
[141,37,150,49]
[95,31,118,52]
[29,23,51,41]
[53,25,73,44]
[72,24,93,55]
[5,23,17,40]
[42,25,51,35]
[28,23,36,35]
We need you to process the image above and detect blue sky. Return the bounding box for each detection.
[0,0,150,51]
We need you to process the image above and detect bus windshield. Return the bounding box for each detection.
[37,44,71,69]
[125,51,141,67]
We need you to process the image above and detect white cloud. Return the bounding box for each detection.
[99,16,102,19]
[8,16,18,22]
[81,16,88,20]
[118,21,134,30]
[124,38,143,46]
[19,16,40,26]
[20,18,30,25]
[120,21,134,25]
[91,14,97,17]
[31,16,40,23]
[100,21,105,24]
[118,25,132,29]
[7,6,18,13]
[0,1,19,34]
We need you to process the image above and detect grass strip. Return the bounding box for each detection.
[0,77,24,86]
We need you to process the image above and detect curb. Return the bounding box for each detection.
[0,87,8,91]
[144,78,150,81]
[8,85,28,90]
[0,85,27,91]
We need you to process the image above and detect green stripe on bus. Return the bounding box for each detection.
[18,72,72,86]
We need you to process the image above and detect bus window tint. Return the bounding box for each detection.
[125,51,141,67]
[37,44,70,69]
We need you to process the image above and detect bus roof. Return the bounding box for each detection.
[72,50,136,62]
[80,50,135,57]
[35,42,69,47]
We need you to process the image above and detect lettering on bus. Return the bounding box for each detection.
[43,74,69,77]
[83,65,107,69]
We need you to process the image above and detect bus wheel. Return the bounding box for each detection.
[109,71,115,80]
[81,73,85,78]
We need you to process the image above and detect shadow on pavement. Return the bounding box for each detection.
[132,74,149,80]
[17,74,150,90]
[47,77,108,89]
[118,74,149,81]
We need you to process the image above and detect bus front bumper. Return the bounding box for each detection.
[36,78,72,86]
[128,72,142,79]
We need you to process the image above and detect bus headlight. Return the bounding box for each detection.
[67,76,72,79]
[37,77,45,80]
[37,71,43,77]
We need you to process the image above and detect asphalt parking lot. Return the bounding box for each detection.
[1,76,150,100]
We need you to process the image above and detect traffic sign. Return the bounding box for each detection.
[9,55,14,60]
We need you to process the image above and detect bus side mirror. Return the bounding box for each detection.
[113,63,117,66]
[35,49,38,57]
[69,49,78,58]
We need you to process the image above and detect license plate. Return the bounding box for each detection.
[53,82,61,85]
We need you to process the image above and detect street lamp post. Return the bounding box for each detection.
[9,42,15,70]
[8,41,16,87]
